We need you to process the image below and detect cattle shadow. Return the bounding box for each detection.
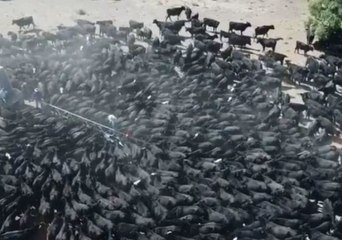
[281,85,294,91]
[294,52,313,57]
[238,48,260,56]
[283,80,315,93]
[242,46,260,52]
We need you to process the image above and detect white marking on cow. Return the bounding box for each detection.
[134,179,141,185]
[5,152,11,159]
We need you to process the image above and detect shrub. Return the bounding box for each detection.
[306,0,342,41]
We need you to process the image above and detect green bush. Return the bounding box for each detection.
[306,0,342,41]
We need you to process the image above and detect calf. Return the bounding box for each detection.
[229,21,251,35]
[295,41,314,55]
[203,18,220,31]
[228,33,251,48]
[255,25,274,38]
[166,6,186,21]
[12,16,35,30]
[257,37,283,51]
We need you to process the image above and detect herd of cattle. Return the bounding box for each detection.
[0,5,341,240]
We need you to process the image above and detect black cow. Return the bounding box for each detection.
[137,27,152,40]
[96,20,114,36]
[257,38,283,51]
[229,21,251,35]
[166,6,186,21]
[186,26,206,37]
[220,30,232,41]
[129,20,144,30]
[194,33,218,41]
[295,41,314,55]
[101,25,117,38]
[185,7,192,20]
[255,25,275,38]
[12,16,35,30]
[191,18,203,28]
[153,19,186,34]
[265,50,287,65]
[203,39,222,53]
[203,18,220,31]
[191,13,199,20]
[220,46,233,60]
[228,33,251,48]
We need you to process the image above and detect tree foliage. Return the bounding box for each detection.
[306,0,342,41]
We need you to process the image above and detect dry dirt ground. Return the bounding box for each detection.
[1,0,340,148]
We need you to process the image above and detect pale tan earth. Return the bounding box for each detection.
[1,0,340,148]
